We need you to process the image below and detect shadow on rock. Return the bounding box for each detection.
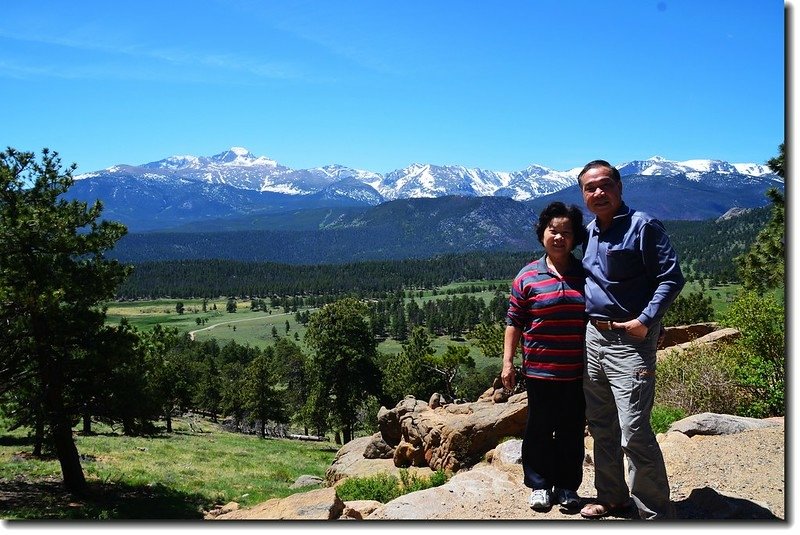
[674,487,780,520]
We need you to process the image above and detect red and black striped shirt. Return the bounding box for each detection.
[506,255,586,381]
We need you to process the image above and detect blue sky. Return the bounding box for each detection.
[0,0,787,175]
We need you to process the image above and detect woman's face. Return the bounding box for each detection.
[542,216,575,258]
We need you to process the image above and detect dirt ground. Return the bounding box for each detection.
[432,419,786,521]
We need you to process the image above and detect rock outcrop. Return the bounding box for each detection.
[656,327,740,361]
[210,487,344,520]
[338,391,528,476]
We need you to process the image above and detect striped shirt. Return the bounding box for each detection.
[506,255,586,381]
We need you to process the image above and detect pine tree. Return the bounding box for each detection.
[304,298,382,443]
[737,143,785,292]
[0,148,131,493]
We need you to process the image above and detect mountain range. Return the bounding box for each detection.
[68,147,783,232]
[65,148,783,263]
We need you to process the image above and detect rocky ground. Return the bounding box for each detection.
[212,416,786,522]
[399,419,786,521]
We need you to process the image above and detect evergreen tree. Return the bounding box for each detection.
[220,361,247,429]
[737,188,785,292]
[196,353,222,421]
[140,325,196,433]
[382,326,442,402]
[304,298,382,443]
[0,148,131,493]
[663,291,714,326]
[735,142,785,292]
[424,344,475,400]
[273,338,312,434]
[243,348,286,438]
[471,321,505,359]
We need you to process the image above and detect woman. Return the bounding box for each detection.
[502,201,587,511]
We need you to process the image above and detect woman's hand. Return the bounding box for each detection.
[501,362,516,391]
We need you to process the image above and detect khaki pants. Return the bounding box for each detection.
[583,321,673,519]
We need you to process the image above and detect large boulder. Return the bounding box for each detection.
[667,412,781,437]
[658,322,719,348]
[325,434,435,484]
[366,464,521,520]
[372,392,528,472]
[211,487,344,520]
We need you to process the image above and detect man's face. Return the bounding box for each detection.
[579,166,622,220]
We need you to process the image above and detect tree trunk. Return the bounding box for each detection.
[122,417,135,436]
[343,425,352,444]
[165,412,172,433]
[38,346,88,494]
[82,412,92,435]
[52,418,87,494]
[33,416,44,457]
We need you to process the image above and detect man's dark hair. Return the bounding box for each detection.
[577,159,621,187]
[535,201,587,250]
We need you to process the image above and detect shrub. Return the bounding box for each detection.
[650,405,686,434]
[656,342,745,416]
[335,472,401,503]
[721,290,785,417]
[335,469,450,503]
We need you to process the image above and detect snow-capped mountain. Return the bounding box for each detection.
[74,147,586,203]
[616,155,779,182]
[496,164,578,200]
[378,164,510,200]
[140,147,288,191]
[69,148,782,232]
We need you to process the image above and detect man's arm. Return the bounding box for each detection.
[638,219,686,327]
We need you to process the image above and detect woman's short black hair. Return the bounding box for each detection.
[535,201,587,250]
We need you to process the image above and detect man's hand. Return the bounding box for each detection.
[614,319,648,340]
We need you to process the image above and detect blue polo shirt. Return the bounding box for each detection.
[583,203,685,327]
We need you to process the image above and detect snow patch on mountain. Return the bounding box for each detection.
[732,163,775,176]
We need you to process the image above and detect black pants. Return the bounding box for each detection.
[522,376,586,491]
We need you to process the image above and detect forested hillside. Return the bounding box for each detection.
[116,206,770,299]
[664,205,771,284]
[116,251,535,299]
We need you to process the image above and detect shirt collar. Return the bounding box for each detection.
[589,202,632,233]
[537,253,581,276]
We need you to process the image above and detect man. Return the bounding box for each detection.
[577,160,684,520]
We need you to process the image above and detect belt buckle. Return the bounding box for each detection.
[597,320,612,330]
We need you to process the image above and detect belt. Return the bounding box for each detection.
[589,318,631,331]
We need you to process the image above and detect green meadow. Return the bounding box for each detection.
[0,416,338,519]
[105,279,741,362]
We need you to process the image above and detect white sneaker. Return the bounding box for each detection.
[553,487,580,508]
[528,489,551,510]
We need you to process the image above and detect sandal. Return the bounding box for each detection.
[580,502,625,519]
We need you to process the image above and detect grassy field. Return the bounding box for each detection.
[0,416,338,519]
[104,292,505,367]
[104,280,743,372]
